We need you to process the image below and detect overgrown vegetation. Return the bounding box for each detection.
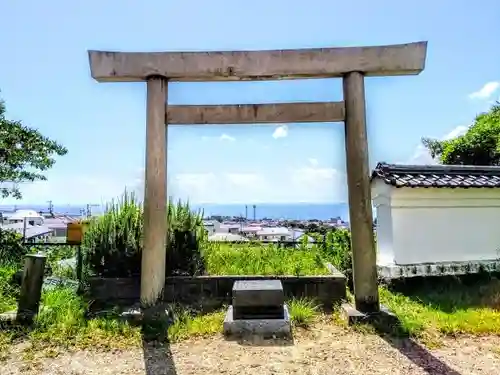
[82,191,206,278]
[0,263,18,313]
[288,298,320,328]
[321,229,352,286]
[0,283,320,359]
[203,241,329,275]
[380,275,500,341]
[0,229,27,265]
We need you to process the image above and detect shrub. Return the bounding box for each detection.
[166,200,206,276]
[82,190,205,278]
[322,229,353,289]
[83,191,142,277]
[0,263,18,313]
[288,298,320,328]
[0,228,26,265]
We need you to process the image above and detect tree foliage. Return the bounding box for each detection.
[0,97,68,199]
[422,103,500,165]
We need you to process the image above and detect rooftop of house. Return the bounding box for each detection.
[219,223,241,229]
[0,222,53,239]
[241,226,261,232]
[2,209,43,220]
[256,227,290,236]
[371,162,500,189]
[207,233,249,242]
[44,217,74,229]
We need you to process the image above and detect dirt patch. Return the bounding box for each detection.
[2,324,499,375]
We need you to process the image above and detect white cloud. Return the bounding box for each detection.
[290,166,346,202]
[6,158,346,205]
[443,125,468,140]
[168,160,347,204]
[2,174,129,205]
[201,133,236,142]
[308,158,319,167]
[406,125,469,165]
[219,133,235,142]
[225,173,262,186]
[175,173,217,190]
[469,81,499,100]
[272,125,288,139]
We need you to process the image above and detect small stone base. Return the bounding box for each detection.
[223,305,291,338]
[340,303,399,327]
[0,311,17,327]
[0,310,39,327]
[90,304,174,326]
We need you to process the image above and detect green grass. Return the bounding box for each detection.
[380,276,500,339]
[331,275,500,348]
[0,281,321,360]
[0,263,18,313]
[288,298,320,328]
[203,242,329,275]
[0,286,226,358]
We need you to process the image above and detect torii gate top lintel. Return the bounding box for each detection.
[88,41,427,83]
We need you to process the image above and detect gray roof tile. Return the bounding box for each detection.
[371,162,500,188]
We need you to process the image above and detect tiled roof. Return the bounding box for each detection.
[371,162,500,188]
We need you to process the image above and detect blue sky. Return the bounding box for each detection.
[1,0,499,205]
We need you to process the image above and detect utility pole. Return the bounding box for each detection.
[47,200,54,217]
[23,217,27,241]
[86,204,99,218]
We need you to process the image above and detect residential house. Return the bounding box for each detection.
[2,209,44,226]
[203,220,220,235]
[240,225,262,238]
[255,227,291,242]
[0,222,54,243]
[208,233,249,242]
[44,216,75,238]
[218,223,241,234]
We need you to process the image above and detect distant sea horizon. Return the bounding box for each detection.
[0,203,350,221]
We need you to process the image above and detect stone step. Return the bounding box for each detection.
[233,305,285,320]
[223,305,291,338]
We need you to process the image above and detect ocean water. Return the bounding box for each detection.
[0,203,350,221]
[190,203,349,221]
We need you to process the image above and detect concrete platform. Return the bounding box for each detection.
[377,259,500,280]
[340,303,399,327]
[223,304,291,338]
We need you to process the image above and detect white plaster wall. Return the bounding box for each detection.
[372,180,395,266]
[373,185,500,265]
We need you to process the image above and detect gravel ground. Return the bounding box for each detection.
[2,324,499,375]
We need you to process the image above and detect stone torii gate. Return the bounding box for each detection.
[88,41,428,314]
